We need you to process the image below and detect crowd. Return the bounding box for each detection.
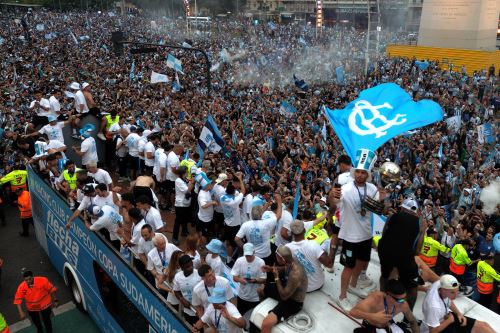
[0,6,499,333]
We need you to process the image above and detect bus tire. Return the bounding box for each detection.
[68,274,85,312]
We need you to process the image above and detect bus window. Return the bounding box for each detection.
[93,261,150,332]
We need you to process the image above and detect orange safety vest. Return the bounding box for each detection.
[13,277,56,311]
[17,191,32,219]
[477,280,494,294]
[1,327,9,333]
[497,290,500,304]
[419,254,438,267]
[450,258,466,275]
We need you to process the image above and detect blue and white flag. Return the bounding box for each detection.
[150,71,169,84]
[293,74,308,91]
[324,83,444,162]
[268,21,277,30]
[477,123,494,144]
[166,54,184,74]
[292,168,302,219]
[198,115,226,153]
[182,39,193,48]
[129,60,135,81]
[438,142,443,163]
[415,60,430,71]
[280,101,297,116]
[68,29,79,45]
[172,72,181,92]
[298,36,307,46]
[336,66,345,85]
[445,115,461,134]
[220,49,230,63]
[232,131,238,145]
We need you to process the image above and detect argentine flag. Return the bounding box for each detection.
[166,54,184,74]
[198,115,226,153]
[280,101,297,116]
[324,83,443,162]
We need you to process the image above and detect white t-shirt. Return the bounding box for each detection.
[421,281,451,333]
[220,193,244,227]
[137,233,157,257]
[213,184,226,213]
[126,133,141,157]
[166,151,180,181]
[153,148,167,181]
[39,122,65,143]
[80,137,98,166]
[206,254,224,276]
[231,256,266,302]
[74,90,89,113]
[192,276,234,311]
[175,178,191,207]
[242,193,254,222]
[89,205,123,240]
[198,189,214,222]
[275,209,293,247]
[137,136,147,161]
[236,212,277,258]
[49,95,61,114]
[94,192,120,212]
[144,141,156,167]
[143,207,164,231]
[88,169,112,186]
[30,98,51,117]
[47,140,67,158]
[130,219,146,256]
[286,240,325,292]
[338,181,379,243]
[173,270,201,316]
[147,243,181,276]
[201,302,243,333]
[116,136,128,158]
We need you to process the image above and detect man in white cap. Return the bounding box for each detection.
[231,243,267,316]
[24,115,72,145]
[420,274,495,333]
[330,149,383,311]
[70,82,89,138]
[81,82,99,118]
[378,198,427,312]
[213,173,228,236]
[86,204,123,250]
[72,125,98,167]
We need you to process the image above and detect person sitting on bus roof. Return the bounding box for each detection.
[350,279,420,333]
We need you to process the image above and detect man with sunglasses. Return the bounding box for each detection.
[350,279,420,333]
[420,274,495,333]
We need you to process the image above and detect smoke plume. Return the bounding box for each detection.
[480,181,500,215]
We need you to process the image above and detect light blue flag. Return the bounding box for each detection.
[336,66,345,85]
[198,115,226,153]
[324,83,443,162]
[232,131,238,145]
[129,60,135,81]
[280,101,297,116]
[292,168,302,219]
[438,143,443,163]
[415,60,429,71]
[166,54,184,74]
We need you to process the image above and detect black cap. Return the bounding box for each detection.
[83,184,96,195]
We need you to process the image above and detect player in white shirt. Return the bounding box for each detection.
[73,126,98,167]
[192,264,236,320]
[147,234,180,289]
[285,220,334,292]
[213,173,228,235]
[49,90,62,117]
[220,173,246,262]
[86,163,113,190]
[65,184,98,229]
[25,115,71,144]
[125,126,141,180]
[87,205,123,249]
[197,181,217,243]
[173,255,202,324]
[172,166,194,243]
[137,224,158,269]
[242,187,259,222]
[235,195,282,263]
[136,195,165,232]
[136,128,148,173]
[29,90,51,127]
[143,133,158,175]
[420,275,495,333]
[231,243,266,316]
[192,287,245,333]
[166,144,183,211]
[274,203,294,247]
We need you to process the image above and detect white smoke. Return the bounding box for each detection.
[480,181,500,215]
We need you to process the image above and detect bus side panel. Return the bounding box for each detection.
[28,167,189,333]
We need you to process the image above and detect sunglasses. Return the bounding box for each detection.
[388,293,406,304]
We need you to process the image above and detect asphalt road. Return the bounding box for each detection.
[0,204,71,326]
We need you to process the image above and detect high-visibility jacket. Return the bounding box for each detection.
[314,211,328,230]
[476,260,500,294]
[13,276,56,311]
[179,159,196,179]
[104,115,120,139]
[0,170,28,191]
[17,191,32,219]
[373,235,382,248]
[419,236,450,267]
[0,313,9,333]
[449,244,471,275]
[62,168,80,190]
[305,228,329,245]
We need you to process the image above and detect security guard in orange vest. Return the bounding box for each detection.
[449,240,474,295]
[419,228,450,268]
[14,270,58,333]
[16,188,33,237]
[476,254,500,308]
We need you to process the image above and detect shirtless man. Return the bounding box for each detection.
[350,279,420,333]
[260,246,308,333]
[132,175,156,208]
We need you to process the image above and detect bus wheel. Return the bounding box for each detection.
[69,275,85,312]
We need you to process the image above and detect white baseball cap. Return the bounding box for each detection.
[82,82,90,90]
[69,82,80,90]
[215,173,228,184]
[243,243,255,256]
[401,198,419,212]
[439,274,460,290]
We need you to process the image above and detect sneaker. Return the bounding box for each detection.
[348,285,371,299]
[459,286,474,297]
[97,133,107,141]
[337,297,354,312]
[357,275,375,289]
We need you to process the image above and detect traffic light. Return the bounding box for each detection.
[111,31,125,55]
